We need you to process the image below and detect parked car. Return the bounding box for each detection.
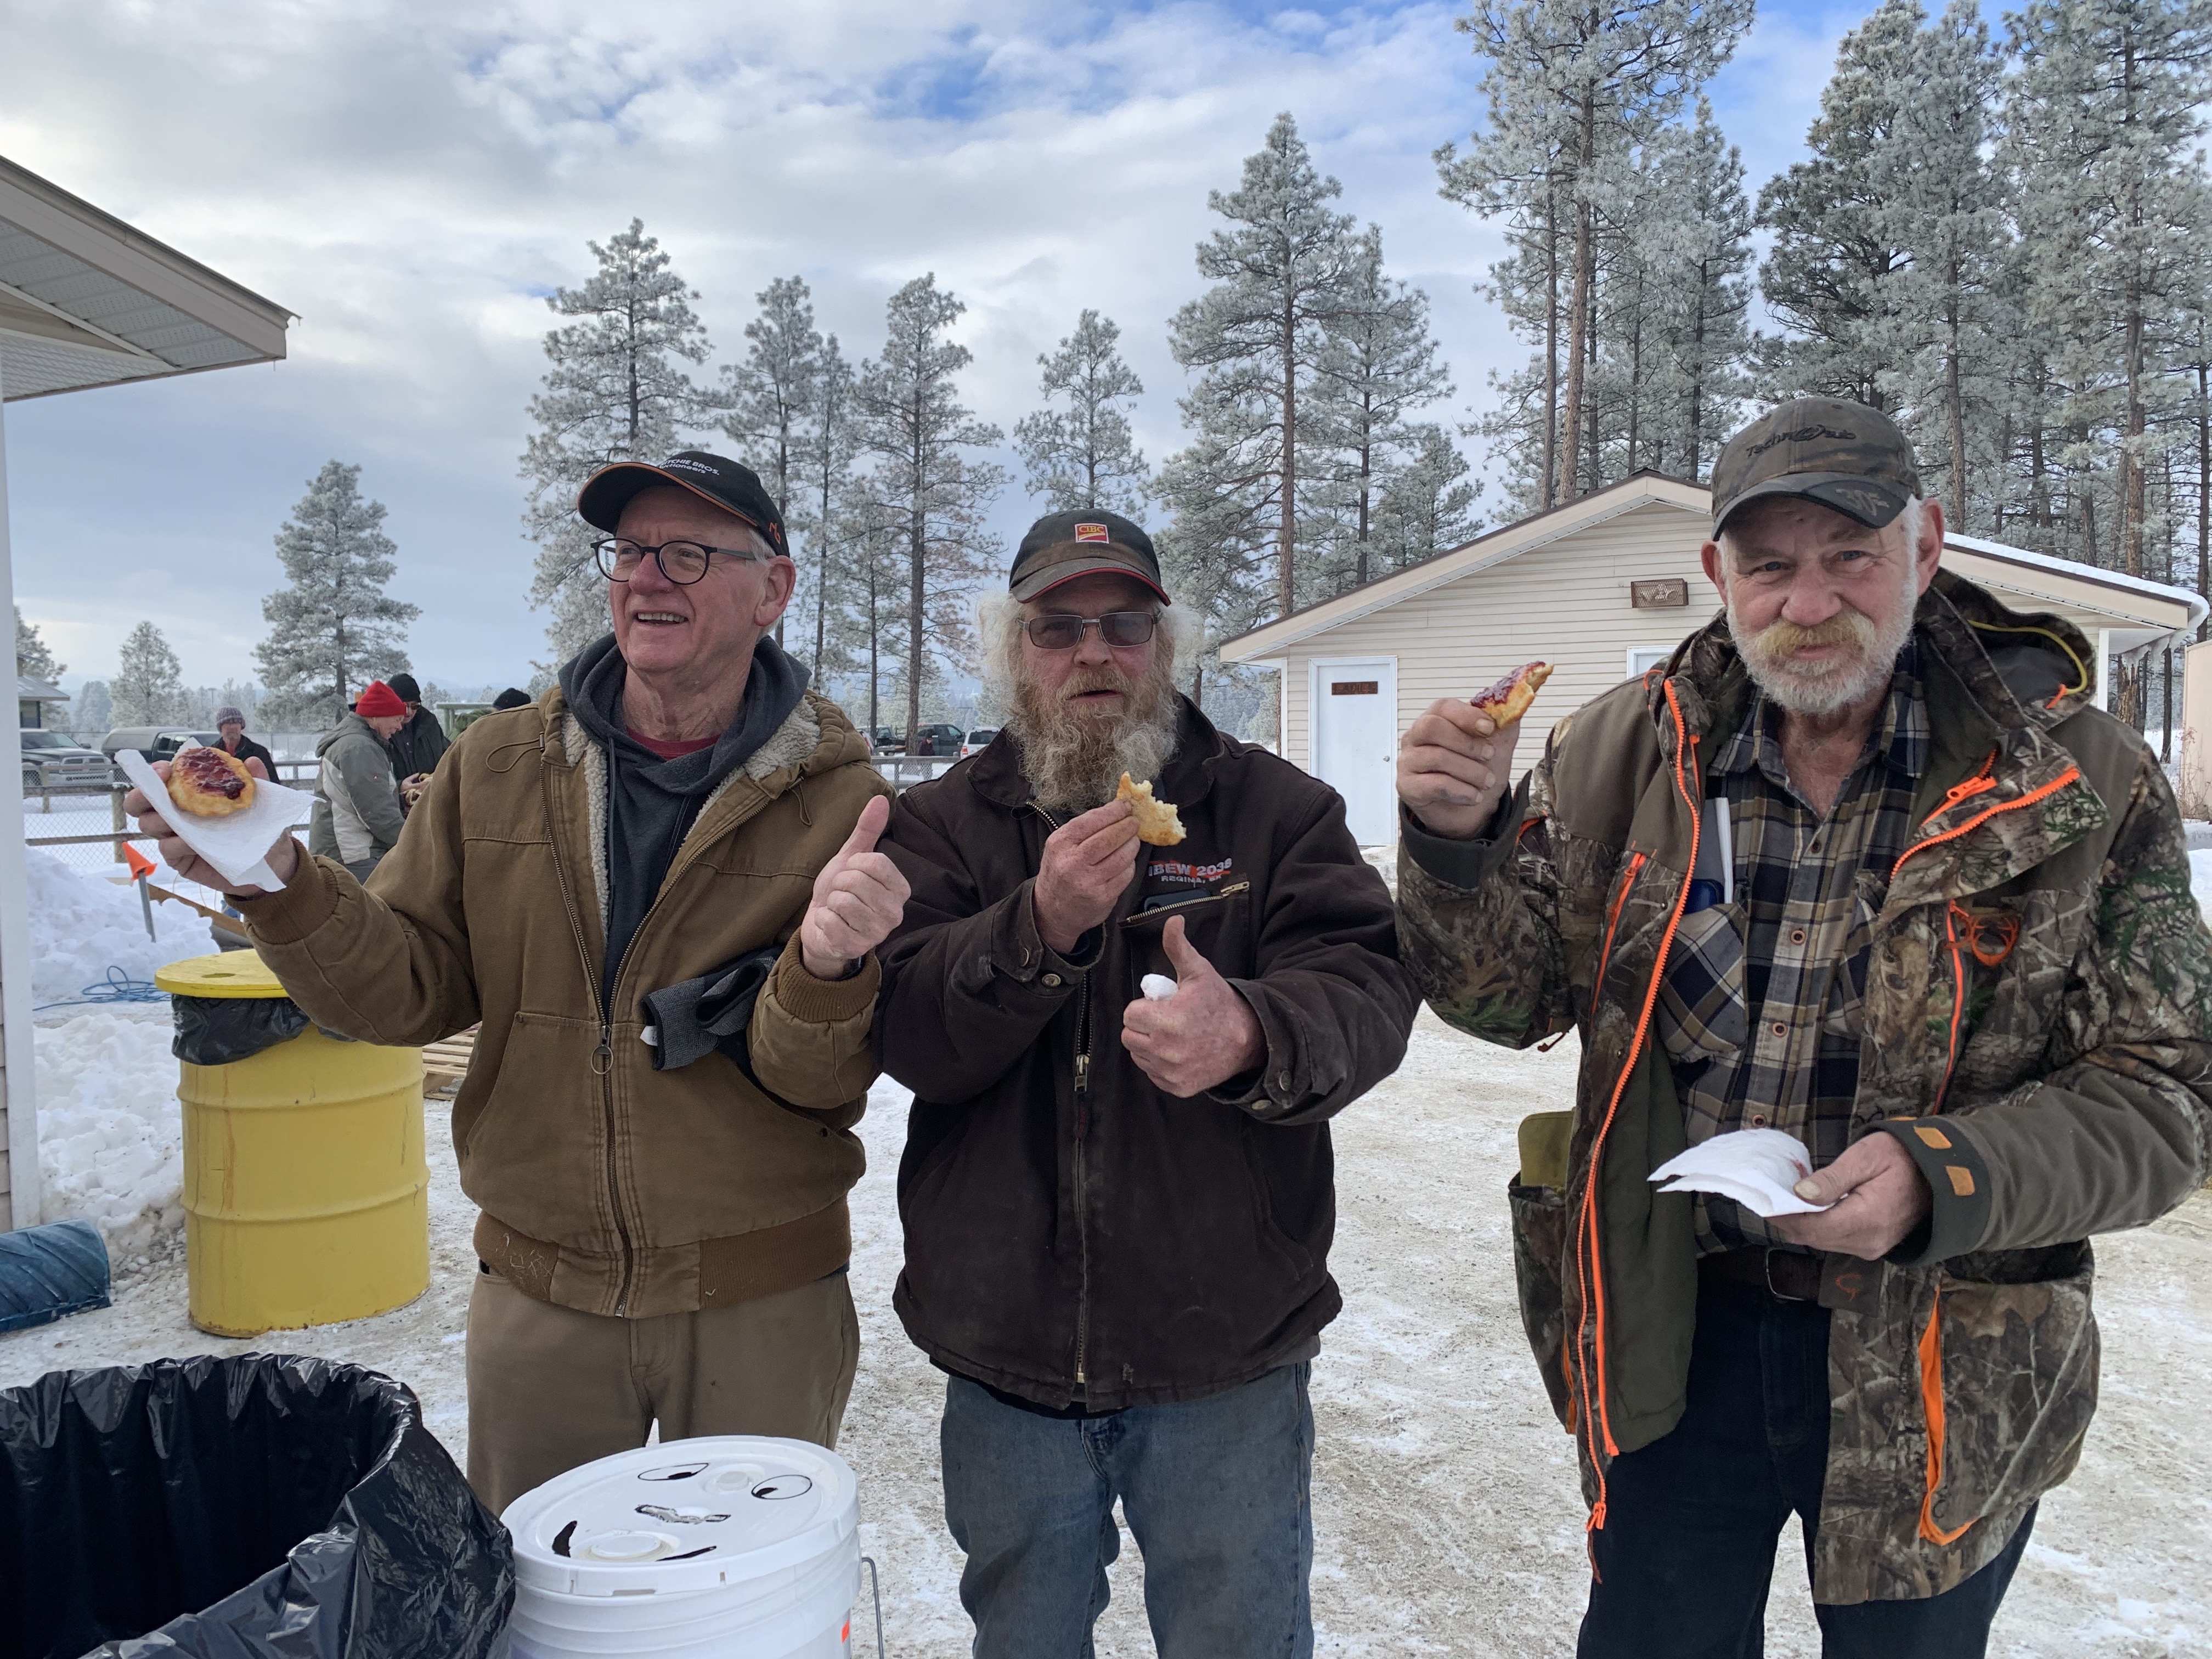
[99,727,224,761]
[960,727,1000,758]
[911,723,966,757]
[871,728,905,755]
[18,728,116,791]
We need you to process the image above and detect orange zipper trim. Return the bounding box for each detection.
[1891,764,2083,883]
[1575,683,1701,1528]
[1935,905,1968,1114]
[1916,1294,1976,1545]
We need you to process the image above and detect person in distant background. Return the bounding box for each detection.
[311,679,408,880]
[491,686,531,712]
[213,706,275,778]
[385,673,451,806]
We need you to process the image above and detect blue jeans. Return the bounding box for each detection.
[1580,1276,2034,1658]
[940,1363,1314,1659]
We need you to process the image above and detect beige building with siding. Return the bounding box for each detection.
[1218,472,2205,847]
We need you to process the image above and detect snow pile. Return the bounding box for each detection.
[2193,850,2212,921]
[24,846,200,1008]
[32,1011,184,1263]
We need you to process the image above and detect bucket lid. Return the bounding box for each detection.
[503,1436,859,1598]
[154,950,286,998]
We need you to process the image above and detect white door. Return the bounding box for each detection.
[1310,657,1398,847]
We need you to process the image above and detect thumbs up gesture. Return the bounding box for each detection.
[1120,915,1267,1098]
[799,793,911,979]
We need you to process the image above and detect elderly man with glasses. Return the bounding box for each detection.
[128,449,908,1512]
[872,510,1417,1656]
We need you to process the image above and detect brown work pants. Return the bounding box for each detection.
[463,1265,860,1515]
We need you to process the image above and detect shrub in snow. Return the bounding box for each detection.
[33,1011,185,1259]
[24,845,200,1007]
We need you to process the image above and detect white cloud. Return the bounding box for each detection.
[3,0,1841,691]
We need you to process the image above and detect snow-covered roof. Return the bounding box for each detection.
[15,675,65,703]
[0,155,292,400]
[1220,473,2209,661]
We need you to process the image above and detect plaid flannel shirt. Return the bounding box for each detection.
[1658,642,1928,1254]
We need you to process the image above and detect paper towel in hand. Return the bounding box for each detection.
[1139,974,1178,1001]
[1647,1128,1834,1217]
[115,748,311,891]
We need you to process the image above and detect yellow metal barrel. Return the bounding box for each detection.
[155,952,429,1338]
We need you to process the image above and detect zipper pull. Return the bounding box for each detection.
[1074,1052,1091,1094]
[592,1034,613,1075]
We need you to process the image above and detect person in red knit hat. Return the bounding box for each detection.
[308,678,409,879]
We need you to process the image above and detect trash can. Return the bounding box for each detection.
[152,952,429,1338]
[0,1353,512,1659]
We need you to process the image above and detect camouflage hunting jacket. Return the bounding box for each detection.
[1396,570,2212,1604]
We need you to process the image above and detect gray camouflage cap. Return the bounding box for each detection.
[1710,397,1922,534]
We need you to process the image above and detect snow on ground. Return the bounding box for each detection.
[22,845,203,1008]
[32,1013,185,1271]
[3,1013,2206,1657]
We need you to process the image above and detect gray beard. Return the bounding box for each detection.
[1008,695,1182,814]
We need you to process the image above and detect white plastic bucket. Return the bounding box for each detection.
[502,1436,861,1658]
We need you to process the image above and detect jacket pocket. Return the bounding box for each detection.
[1120,882,1251,994]
[1508,1171,1573,1430]
[456,1009,609,1244]
[1917,1245,2098,1546]
[1657,900,1746,1061]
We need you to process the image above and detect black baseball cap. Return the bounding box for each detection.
[1009,509,1169,603]
[577,450,788,554]
[1710,398,1922,534]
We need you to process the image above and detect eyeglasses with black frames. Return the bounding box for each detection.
[1019,611,1159,650]
[593,538,765,585]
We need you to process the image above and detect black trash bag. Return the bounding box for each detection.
[0,1354,512,1659]
[170,995,308,1066]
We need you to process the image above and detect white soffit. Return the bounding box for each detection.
[0,155,292,400]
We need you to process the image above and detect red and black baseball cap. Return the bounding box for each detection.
[577,450,788,555]
[1009,509,1169,603]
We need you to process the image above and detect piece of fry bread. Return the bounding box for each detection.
[169,744,257,818]
[1115,772,1187,846]
[1470,661,1553,726]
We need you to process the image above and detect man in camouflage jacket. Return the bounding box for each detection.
[1396,400,2212,1656]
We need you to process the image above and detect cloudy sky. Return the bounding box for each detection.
[2,0,1874,695]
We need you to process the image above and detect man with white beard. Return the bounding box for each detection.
[1395,400,2212,1657]
[874,510,1417,1657]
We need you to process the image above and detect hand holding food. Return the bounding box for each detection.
[1032,799,1144,955]
[123,755,298,896]
[1115,772,1186,846]
[1121,916,1265,1097]
[1396,661,1550,841]
[169,745,257,817]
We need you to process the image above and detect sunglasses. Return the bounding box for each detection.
[1020,611,1159,650]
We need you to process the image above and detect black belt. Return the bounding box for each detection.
[1701,1246,1823,1303]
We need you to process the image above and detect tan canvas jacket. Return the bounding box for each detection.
[1397,572,2212,1603]
[238,686,889,1321]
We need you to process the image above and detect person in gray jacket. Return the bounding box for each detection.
[309,679,408,879]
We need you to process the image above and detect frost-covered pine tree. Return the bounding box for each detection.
[2005,0,2212,578]
[1014,311,1152,514]
[253,461,419,729]
[1373,425,1485,572]
[520,220,724,665]
[795,337,867,689]
[851,275,1005,752]
[1757,0,1923,409]
[70,680,111,744]
[1167,114,1360,620]
[112,622,187,725]
[14,606,63,682]
[1441,0,1753,504]
[1309,227,1454,590]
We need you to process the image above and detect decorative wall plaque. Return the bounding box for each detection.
[1630,578,1689,609]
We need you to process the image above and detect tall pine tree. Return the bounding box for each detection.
[520,221,723,665]
[1167,114,1361,620]
[722,276,821,651]
[1014,311,1152,514]
[255,461,419,728]
[113,622,187,726]
[852,275,1005,751]
[13,607,62,684]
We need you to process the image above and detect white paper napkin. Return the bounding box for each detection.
[1648,1127,1835,1217]
[1139,973,1179,1001]
[116,748,313,891]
